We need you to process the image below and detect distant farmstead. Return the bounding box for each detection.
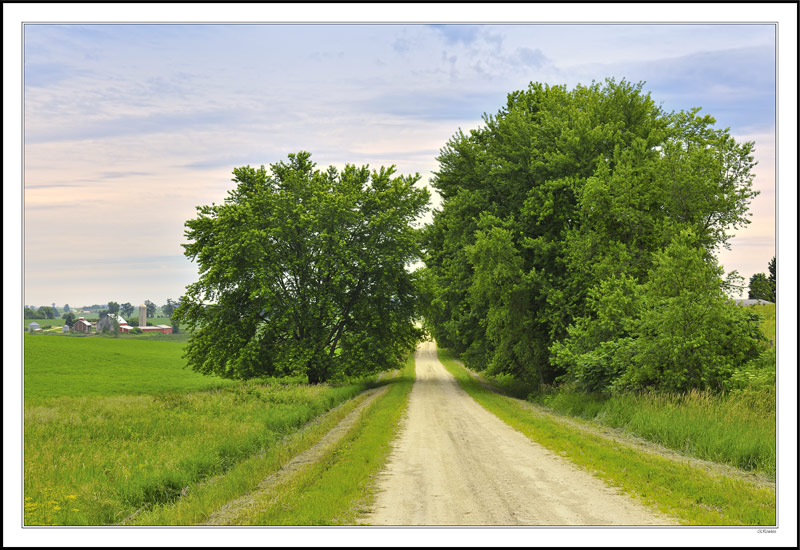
[72,317,92,333]
[27,322,41,333]
[96,316,117,334]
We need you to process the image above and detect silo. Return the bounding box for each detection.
[139,304,147,327]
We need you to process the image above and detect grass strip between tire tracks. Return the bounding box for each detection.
[233,353,416,525]
[437,347,775,526]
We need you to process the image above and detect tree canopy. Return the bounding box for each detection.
[174,151,430,384]
[421,79,762,392]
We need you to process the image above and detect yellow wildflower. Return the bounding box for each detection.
[66,495,78,500]
[53,506,61,511]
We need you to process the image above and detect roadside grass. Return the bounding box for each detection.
[234,354,416,526]
[24,334,235,400]
[24,379,377,525]
[531,387,776,478]
[129,385,384,525]
[23,334,383,525]
[437,347,775,526]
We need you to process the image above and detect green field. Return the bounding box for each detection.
[24,335,232,400]
[23,334,379,525]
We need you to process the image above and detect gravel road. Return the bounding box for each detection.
[364,341,674,526]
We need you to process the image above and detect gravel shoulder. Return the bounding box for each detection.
[364,341,674,526]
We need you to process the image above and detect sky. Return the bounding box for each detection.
[4,4,798,548]
[18,22,780,308]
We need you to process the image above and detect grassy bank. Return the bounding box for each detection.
[23,334,380,525]
[530,387,775,477]
[437,347,775,526]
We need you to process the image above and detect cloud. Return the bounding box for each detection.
[428,25,480,45]
[515,47,549,69]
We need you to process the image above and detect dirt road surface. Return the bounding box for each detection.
[364,341,674,526]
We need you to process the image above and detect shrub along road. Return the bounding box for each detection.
[364,341,673,526]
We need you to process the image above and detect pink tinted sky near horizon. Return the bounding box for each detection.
[21,23,777,308]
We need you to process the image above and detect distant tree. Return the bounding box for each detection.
[144,300,157,318]
[98,309,109,319]
[162,298,179,319]
[24,307,37,319]
[768,256,776,299]
[120,302,134,318]
[107,301,120,314]
[62,312,76,326]
[749,271,774,302]
[37,306,55,319]
[63,304,70,313]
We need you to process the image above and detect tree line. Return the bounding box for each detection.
[172,79,771,390]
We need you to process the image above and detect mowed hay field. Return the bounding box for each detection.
[23,334,375,525]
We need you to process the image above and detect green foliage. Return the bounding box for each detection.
[554,231,764,392]
[767,256,775,289]
[24,307,38,319]
[748,257,775,301]
[62,312,76,326]
[144,300,156,318]
[120,303,134,318]
[175,152,429,384]
[424,79,759,393]
[37,306,56,319]
[107,301,120,314]
[131,327,143,335]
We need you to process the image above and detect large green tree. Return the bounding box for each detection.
[174,152,429,384]
[423,79,759,390]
